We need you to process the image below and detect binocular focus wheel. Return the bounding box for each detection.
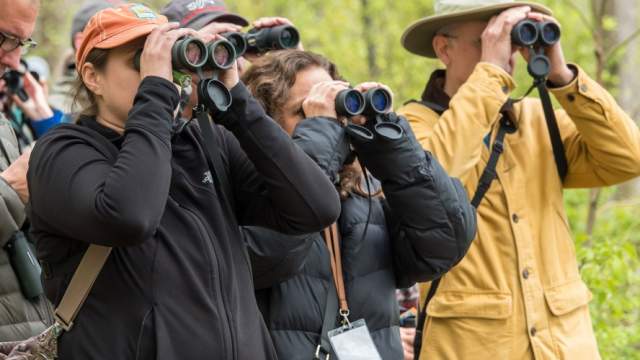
[374,122,404,141]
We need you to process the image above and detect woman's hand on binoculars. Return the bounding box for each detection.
[243,17,304,64]
[197,22,243,43]
[481,6,531,73]
[252,17,304,50]
[519,13,574,86]
[12,71,53,121]
[302,80,349,120]
[140,22,199,82]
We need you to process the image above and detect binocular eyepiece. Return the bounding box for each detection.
[134,36,238,75]
[222,24,300,57]
[335,87,392,118]
[511,20,561,48]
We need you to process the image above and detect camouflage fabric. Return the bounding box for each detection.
[0,323,61,360]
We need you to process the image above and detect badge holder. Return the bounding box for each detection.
[318,224,382,360]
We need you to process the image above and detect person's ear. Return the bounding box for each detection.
[433,34,451,66]
[81,63,103,96]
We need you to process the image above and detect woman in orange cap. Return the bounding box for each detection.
[26,3,340,359]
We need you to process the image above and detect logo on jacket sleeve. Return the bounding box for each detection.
[202,171,214,185]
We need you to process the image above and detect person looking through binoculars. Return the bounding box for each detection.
[242,49,476,360]
[26,4,341,359]
[398,0,640,359]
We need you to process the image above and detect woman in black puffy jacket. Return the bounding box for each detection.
[242,50,477,360]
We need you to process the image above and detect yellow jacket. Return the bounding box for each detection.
[398,62,640,360]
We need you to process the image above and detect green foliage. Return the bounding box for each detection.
[565,189,640,359]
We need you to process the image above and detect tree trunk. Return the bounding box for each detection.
[360,0,380,78]
[613,0,640,199]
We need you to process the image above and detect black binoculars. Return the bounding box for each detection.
[222,24,300,57]
[335,87,392,118]
[336,87,404,142]
[0,70,29,102]
[511,20,561,79]
[134,36,238,74]
[133,36,237,112]
[511,20,560,48]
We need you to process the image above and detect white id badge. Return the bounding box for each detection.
[328,319,382,360]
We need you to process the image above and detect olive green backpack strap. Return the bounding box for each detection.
[53,245,112,331]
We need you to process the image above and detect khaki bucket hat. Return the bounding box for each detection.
[402,0,553,58]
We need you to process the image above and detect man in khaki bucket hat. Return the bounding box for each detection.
[397,0,640,359]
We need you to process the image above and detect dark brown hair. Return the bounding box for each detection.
[242,50,378,199]
[71,48,110,119]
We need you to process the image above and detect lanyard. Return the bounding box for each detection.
[322,223,350,326]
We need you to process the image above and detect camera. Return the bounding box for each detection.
[0,70,29,102]
[222,24,300,57]
[335,87,392,118]
[511,20,561,78]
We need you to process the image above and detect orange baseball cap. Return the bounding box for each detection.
[76,3,169,73]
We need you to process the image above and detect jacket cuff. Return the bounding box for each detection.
[0,177,24,247]
[32,108,64,138]
[549,64,603,110]
[292,117,349,183]
[125,76,178,146]
[455,62,515,128]
[469,62,516,97]
[214,82,261,131]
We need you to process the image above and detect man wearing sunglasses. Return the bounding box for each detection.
[0,0,54,342]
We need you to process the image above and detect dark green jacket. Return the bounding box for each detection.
[0,112,53,341]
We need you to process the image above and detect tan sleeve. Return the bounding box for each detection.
[551,65,640,188]
[400,62,515,186]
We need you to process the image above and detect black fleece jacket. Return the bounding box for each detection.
[27,76,340,360]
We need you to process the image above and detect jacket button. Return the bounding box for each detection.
[512,213,519,223]
[567,94,576,102]
[580,84,588,92]
[522,268,530,279]
[502,85,509,94]
[530,327,537,337]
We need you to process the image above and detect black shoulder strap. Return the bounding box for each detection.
[471,115,514,207]
[195,108,236,214]
[413,277,440,360]
[537,82,569,181]
[315,278,339,359]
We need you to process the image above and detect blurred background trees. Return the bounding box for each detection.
[29,0,640,358]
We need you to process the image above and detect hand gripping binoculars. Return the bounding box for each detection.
[511,20,561,79]
[221,24,300,57]
[133,36,238,112]
[335,87,404,142]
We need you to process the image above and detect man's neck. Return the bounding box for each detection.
[443,77,461,98]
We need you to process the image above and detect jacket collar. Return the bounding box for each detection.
[421,69,450,111]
